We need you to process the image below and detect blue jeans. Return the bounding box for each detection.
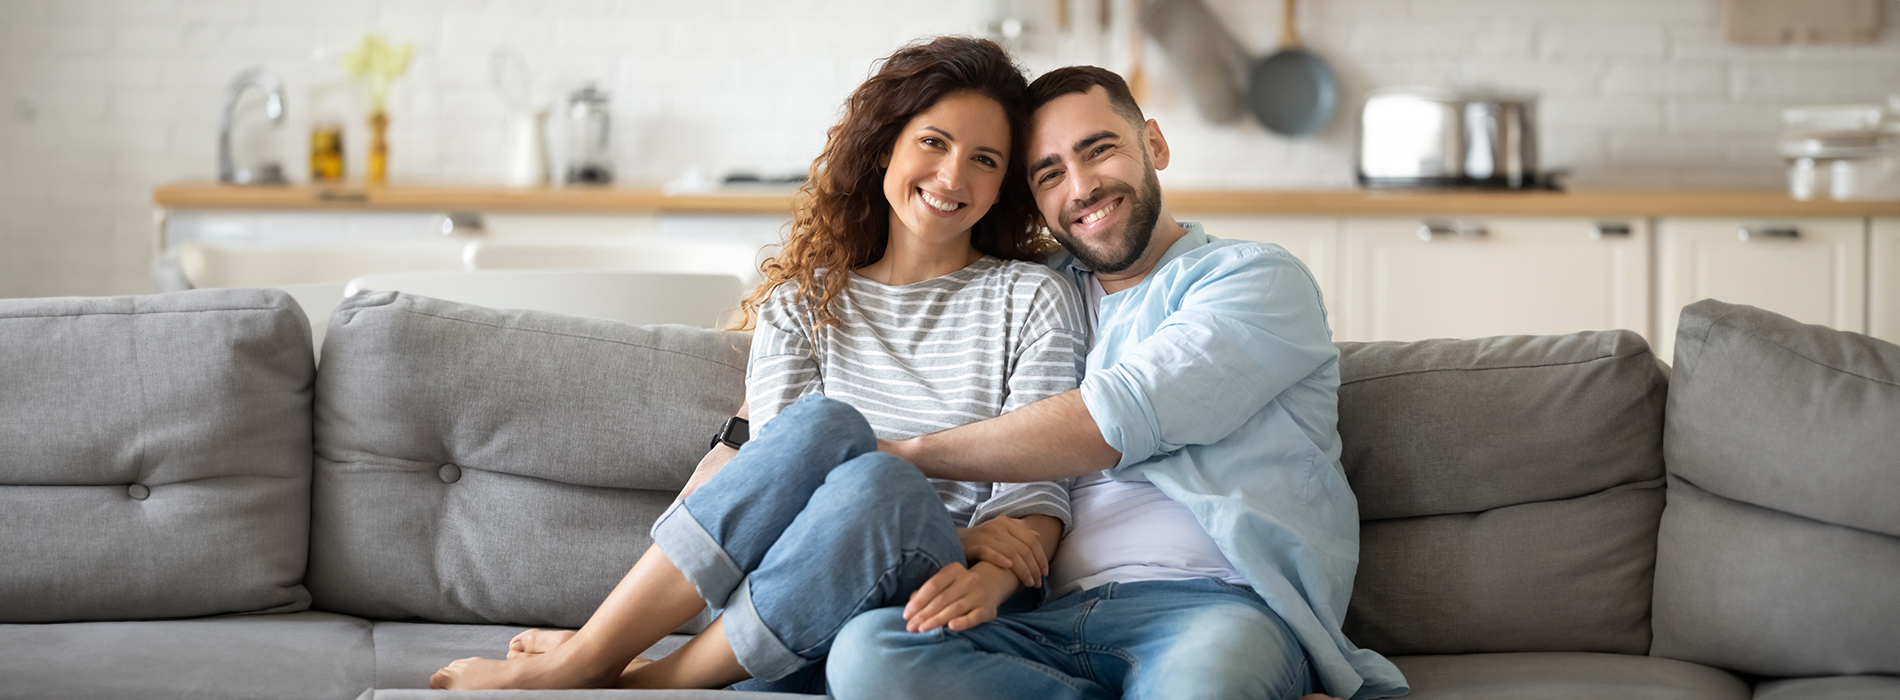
[649,396,965,691]
[827,578,1315,700]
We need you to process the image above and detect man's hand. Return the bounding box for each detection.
[956,516,1049,588]
[902,561,1016,633]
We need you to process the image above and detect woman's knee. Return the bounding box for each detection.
[771,395,877,453]
[826,453,937,507]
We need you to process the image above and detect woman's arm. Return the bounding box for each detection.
[905,513,1062,632]
[674,402,750,501]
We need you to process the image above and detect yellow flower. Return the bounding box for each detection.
[342,35,413,116]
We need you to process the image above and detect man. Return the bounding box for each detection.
[825,67,1408,700]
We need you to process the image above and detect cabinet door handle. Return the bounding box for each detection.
[1738,226,1800,241]
[1590,223,1632,239]
[1418,222,1487,241]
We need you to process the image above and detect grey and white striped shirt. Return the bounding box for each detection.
[747,256,1088,531]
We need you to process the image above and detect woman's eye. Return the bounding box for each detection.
[976,155,997,167]
[922,137,944,149]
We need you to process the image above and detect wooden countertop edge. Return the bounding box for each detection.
[151,183,1900,217]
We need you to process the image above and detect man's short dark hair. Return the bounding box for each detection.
[1027,66,1145,131]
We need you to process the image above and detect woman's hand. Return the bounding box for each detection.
[903,561,1015,633]
[957,516,1050,588]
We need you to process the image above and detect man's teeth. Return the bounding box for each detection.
[920,190,960,212]
[1081,201,1117,224]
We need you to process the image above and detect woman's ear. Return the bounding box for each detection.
[878,150,891,169]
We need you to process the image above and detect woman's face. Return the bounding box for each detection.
[880,90,1011,247]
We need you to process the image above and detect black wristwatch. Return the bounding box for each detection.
[709,416,750,452]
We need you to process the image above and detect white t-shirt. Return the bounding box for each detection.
[1045,275,1248,600]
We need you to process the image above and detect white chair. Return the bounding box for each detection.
[463,238,764,286]
[270,282,347,356]
[178,240,469,288]
[342,270,746,328]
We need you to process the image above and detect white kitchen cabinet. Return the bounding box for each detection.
[1655,217,1867,362]
[1179,214,1342,332]
[1338,217,1651,344]
[1872,218,1900,344]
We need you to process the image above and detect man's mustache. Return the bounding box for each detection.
[1060,181,1137,225]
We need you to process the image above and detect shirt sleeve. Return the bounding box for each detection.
[968,270,1089,532]
[745,282,823,429]
[1080,246,1337,471]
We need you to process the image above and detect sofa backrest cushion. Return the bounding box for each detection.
[308,292,747,629]
[1651,300,1900,677]
[1337,330,1667,656]
[0,289,316,622]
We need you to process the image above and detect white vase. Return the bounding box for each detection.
[506,110,549,186]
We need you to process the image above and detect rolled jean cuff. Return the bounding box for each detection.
[722,577,808,682]
[650,500,746,611]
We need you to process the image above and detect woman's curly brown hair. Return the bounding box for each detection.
[735,36,1058,330]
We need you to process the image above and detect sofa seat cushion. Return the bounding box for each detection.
[368,622,692,690]
[1754,676,1900,700]
[1336,331,1668,655]
[1654,300,1900,677]
[310,293,746,630]
[0,611,373,699]
[1391,652,1748,700]
[0,289,317,622]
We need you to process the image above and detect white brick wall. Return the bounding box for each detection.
[2,0,1898,297]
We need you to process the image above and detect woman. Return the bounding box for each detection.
[430,36,1087,692]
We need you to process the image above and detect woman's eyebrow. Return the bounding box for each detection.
[924,126,1003,157]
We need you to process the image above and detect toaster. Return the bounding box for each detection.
[1357,87,1546,190]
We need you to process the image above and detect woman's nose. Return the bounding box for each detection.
[935,160,966,191]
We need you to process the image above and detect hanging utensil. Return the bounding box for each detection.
[1141,0,1247,124]
[1246,0,1338,137]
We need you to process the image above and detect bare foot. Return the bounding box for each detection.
[507,628,577,660]
[429,651,618,690]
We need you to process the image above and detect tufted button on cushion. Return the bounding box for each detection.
[437,464,461,484]
[126,484,149,501]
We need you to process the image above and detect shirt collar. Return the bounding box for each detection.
[1052,221,1211,282]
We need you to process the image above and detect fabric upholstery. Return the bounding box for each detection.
[0,612,373,699]
[309,292,747,630]
[369,622,695,689]
[1389,652,1748,700]
[0,288,315,622]
[1336,331,1667,656]
[1754,676,1900,700]
[1653,300,1900,677]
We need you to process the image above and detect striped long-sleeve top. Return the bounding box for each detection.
[747,256,1088,531]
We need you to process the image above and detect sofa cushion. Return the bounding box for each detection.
[1390,652,1747,700]
[0,611,374,699]
[0,288,315,622]
[369,622,694,690]
[1652,300,1900,677]
[309,292,747,630]
[1336,331,1667,656]
[1755,676,1900,700]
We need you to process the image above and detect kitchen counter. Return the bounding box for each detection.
[152,182,1900,217]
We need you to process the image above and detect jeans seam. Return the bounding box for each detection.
[786,547,949,659]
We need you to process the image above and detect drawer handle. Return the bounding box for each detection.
[1590,223,1632,239]
[1418,222,1488,241]
[1738,226,1800,241]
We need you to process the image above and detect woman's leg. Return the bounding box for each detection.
[432,396,884,690]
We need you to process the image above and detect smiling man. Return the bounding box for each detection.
[825,67,1408,700]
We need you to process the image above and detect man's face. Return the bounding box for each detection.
[1026,87,1164,274]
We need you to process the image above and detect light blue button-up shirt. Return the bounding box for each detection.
[1052,223,1407,700]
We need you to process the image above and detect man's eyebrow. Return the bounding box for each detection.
[924,126,1003,157]
[1030,130,1123,176]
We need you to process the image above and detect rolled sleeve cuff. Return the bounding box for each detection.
[1081,367,1157,471]
[649,500,746,611]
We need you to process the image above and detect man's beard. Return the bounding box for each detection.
[1050,165,1162,274]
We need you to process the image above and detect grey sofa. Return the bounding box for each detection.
[1,288,1894,700]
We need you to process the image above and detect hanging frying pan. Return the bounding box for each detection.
[1247,0,1337,137]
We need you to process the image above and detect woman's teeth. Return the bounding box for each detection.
[1081,201,1117,224]
[920,190,961,212]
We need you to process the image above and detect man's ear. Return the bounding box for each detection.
[1144,119,1171,171]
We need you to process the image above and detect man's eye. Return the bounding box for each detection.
[1091,144,1112,158]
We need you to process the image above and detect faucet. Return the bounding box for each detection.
[218,68,287,185]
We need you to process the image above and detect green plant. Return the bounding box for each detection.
[342,35,413,116]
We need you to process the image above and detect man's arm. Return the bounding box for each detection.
[884,390,1120,483]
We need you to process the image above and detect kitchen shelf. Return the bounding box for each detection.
[152,182,1900,217]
